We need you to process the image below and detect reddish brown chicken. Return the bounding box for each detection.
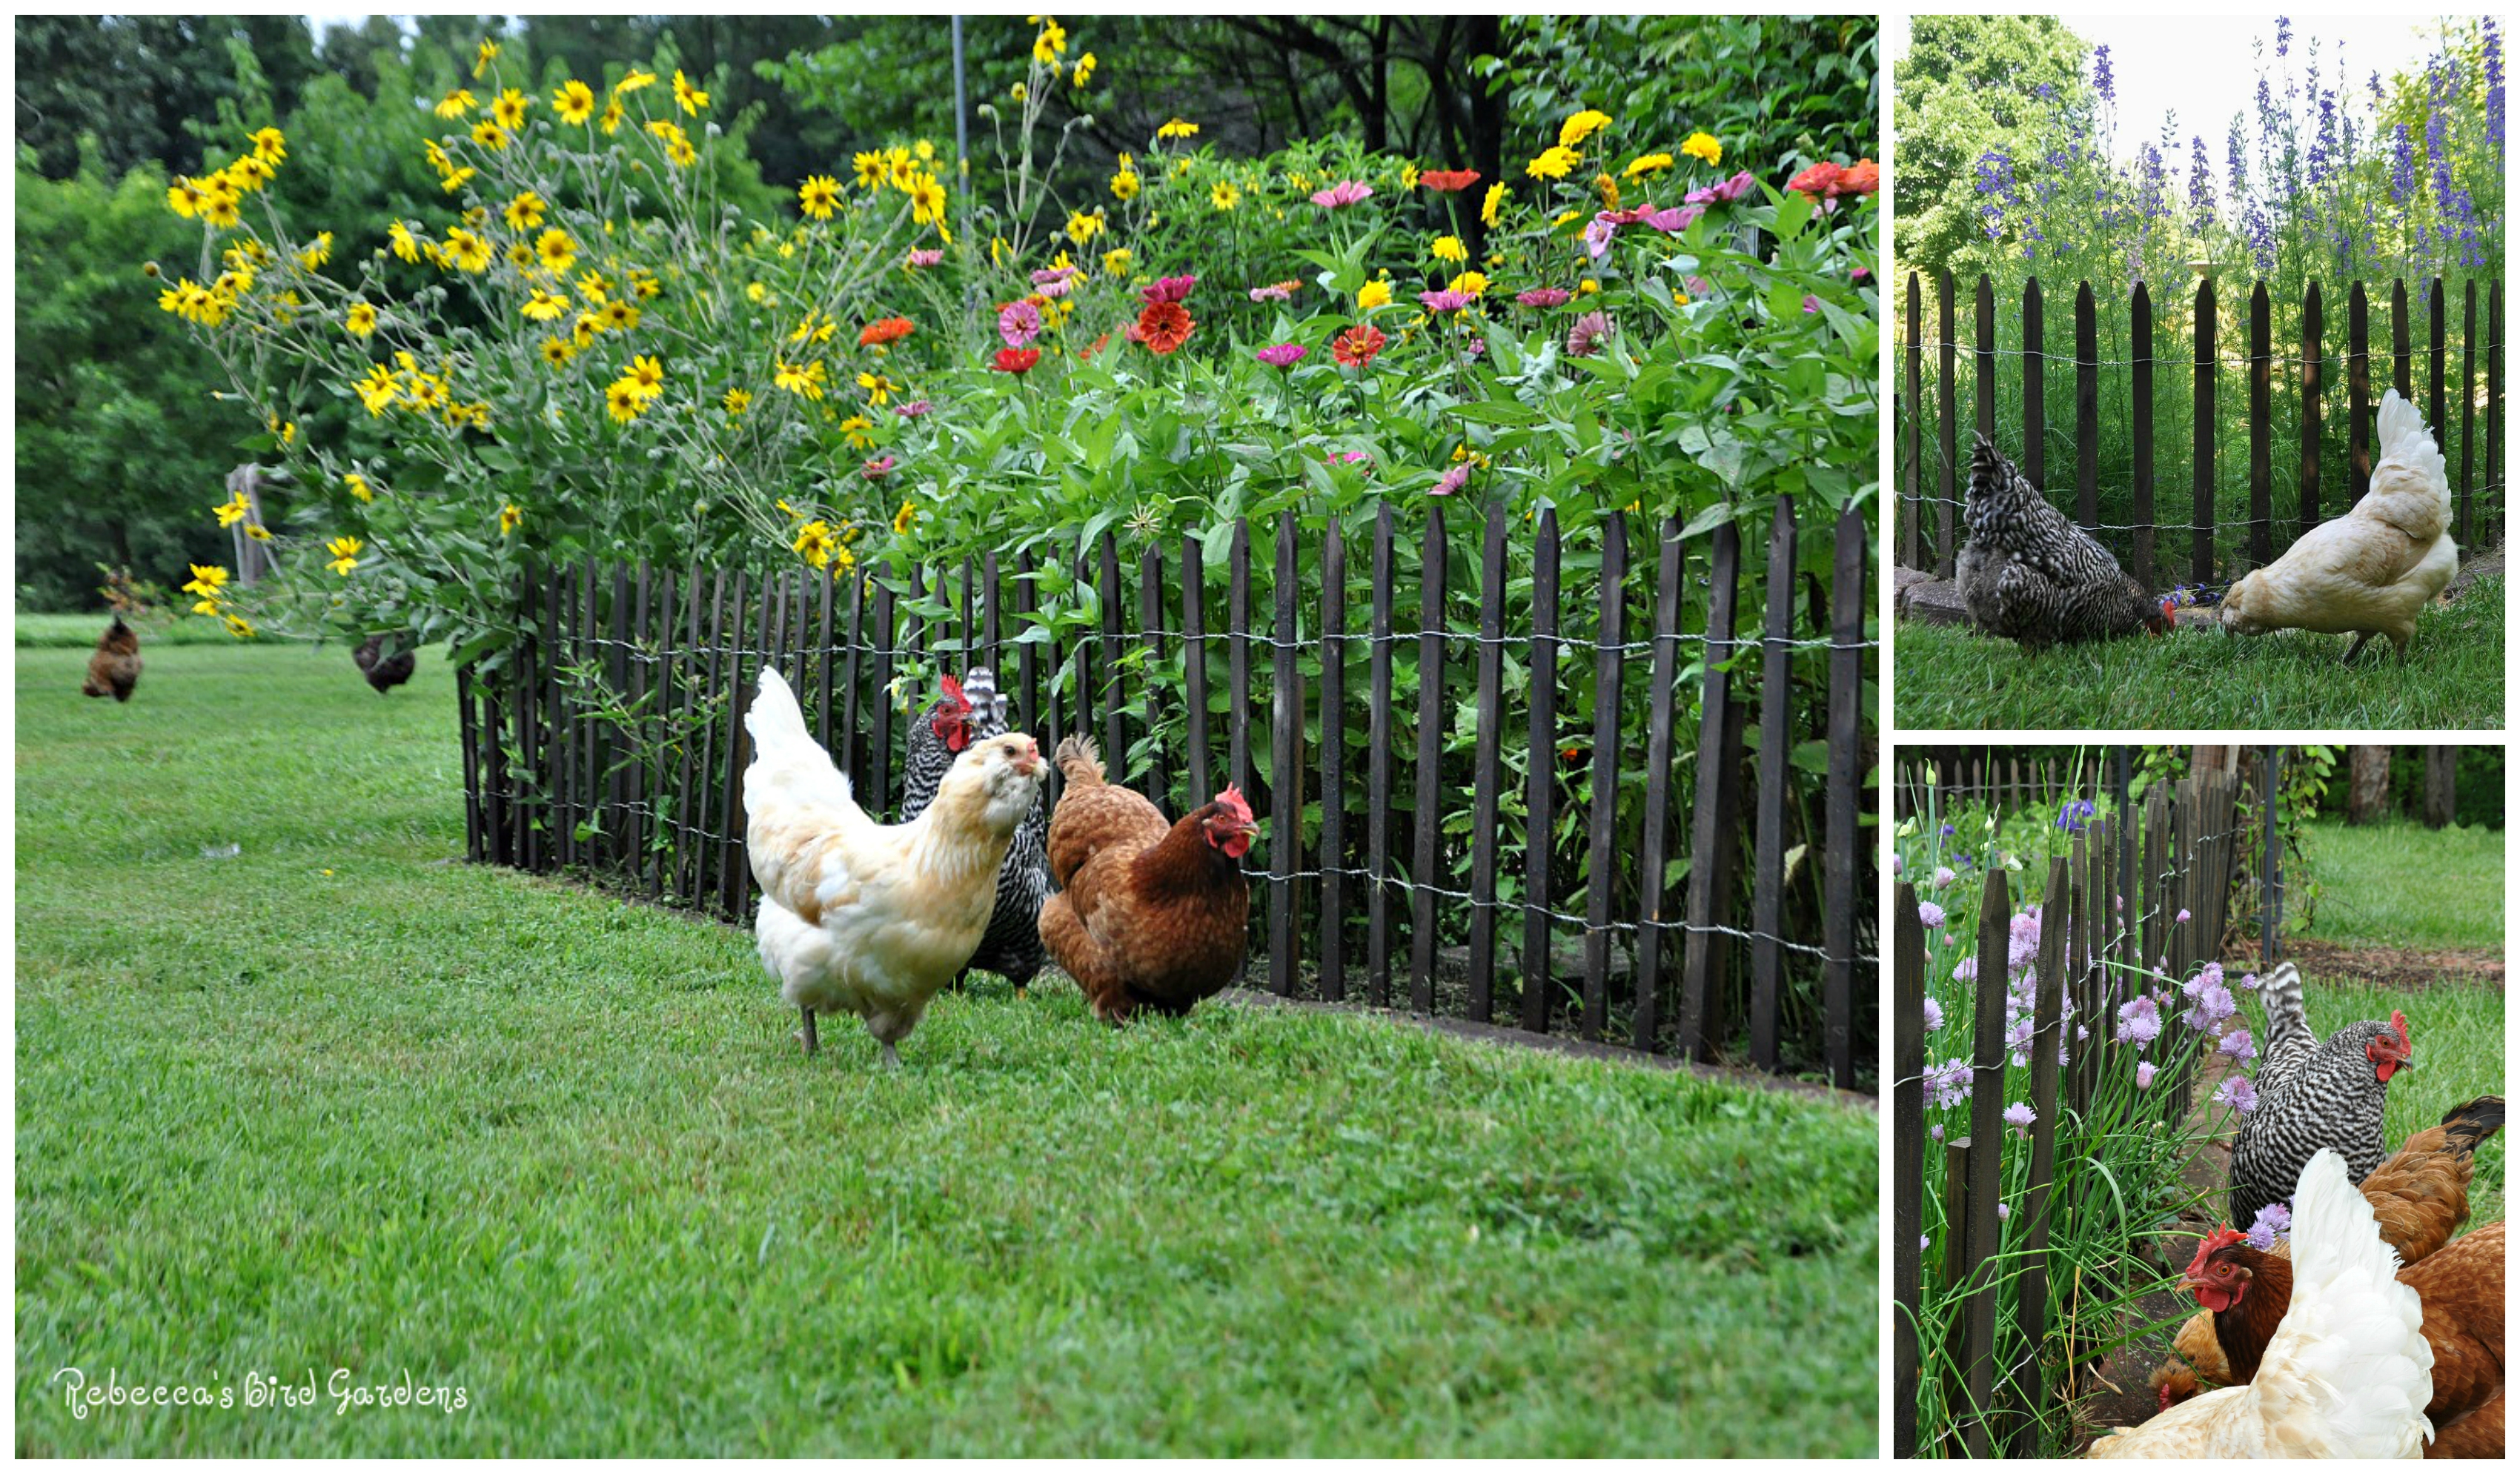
[2163,1095,2504,1397]
[80,615,142,701]
[1035,736,1254,1022]
[2178,1216,2504,1457]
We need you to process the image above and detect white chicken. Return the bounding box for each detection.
[742,668,1046,1068]
[2087,1149,2434,1459]
[2220,388,2456,660]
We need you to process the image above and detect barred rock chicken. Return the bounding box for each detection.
[2221,388,2458,660]
[80,615,142,701]
[897,668,1051,995]
[354,634,416,694]
[2164,1095,2504,1396]
[743,668,1046,1068]
[2172,1216,2502,1458]
[1036,737,1254,1023]
[2230,961,2417,1226]
[1955,434,2173,650]
[2089,1150,2433,1459]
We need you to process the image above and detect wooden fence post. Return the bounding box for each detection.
[1960,868,2011,1458]
[1581,514,1628,1042]
[1181,534,1210,810]
[2075,282,2098,531]
[2392,277,2411,399]
[1140,542,1166,804]
[2488,280,2503,545]
[1319,514,1347,1003]
[1519,508,1562,1034]
[1632,517,1682,1052]
[2023,277,2046,488]
[1228,518,1253,807]
[1410,507,1449,1015]
[2249,282,2271,569]
[2301,281,2324,534]
[1905,271,1923,568]
[1467,503,1509,1022]
[1366,505,1395,1008]
[2263,746,2282,966]
[1974,274,1996,446]
[1824,505,1865,1087]
[1938,270,1958,579]
[2009,852,2072,1454]
[2132,282,2155,590]
[1891,880,1926,1460]
[2349,281,2370,505]
[1750,498,1795,1070]
[2192,276,2216,587]
[1680,521,1744,1061]
[1270,510,1302,999]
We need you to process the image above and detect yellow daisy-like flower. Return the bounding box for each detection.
[723,387,753,416]
[1559,110,1612,149]
[403,374,449,413]
[892,499,918,537]
[243,523,273,542]
[852,151,886,190]
[198,176,243,228]
[1109,168,1139,202]
[1009,82,1028,104]
[505,191,547,231]
[1210,182,1239,210]
[1527,145,1580,180]
[576,270,611,304]
[672,68,709,115]
[605,378,647,422]
[294,231,332,271]
[442,228,492,273]
[554,79,596,125]
[1157,117,1198,139]
[520,288,570,322]
[492,87,529,130]
[227,155,274,192]
[182,563,231,597]
[598,299,640,332]
[536,228,577,276]
[1032,20,1067,64]
[1357,279,1393,311]
[886,146,917,192]
[325,536,363,577]
[1401,161,1420,190]
[435,88,477,119]
[666,132,697,168]
[503,242,534,271]
[838,412,873,448]
[615,68,657,95]
[798,174,840,219]
[773,359,828,399]
[1447,270,1488,297]
[345,473,374,502]
[355,363,399,415]
[345,302,379,336]
[388,221,420,263]
[1064,208,1104,245]
[500,503,523,536]
[1072,53,1096,87]
[1624,151,1675,179]
[441,166,477,194]
[211,489,250,527]
[856,371,895,406]
[792,519,838,568]
[1432,235,1468,265]
[915,139,935,162]
[599,98,624,136]
[540,336,575,367]
[165,176,206,218]
[630,270,662,301]
[908,173,947,225]
[571,312,603,348]
[251,127,287,165]
[474,39,500,79]
[1680,132,1721,167]
[223,613,256,640]
[625,353,666,398]
[1596,173,1620,208]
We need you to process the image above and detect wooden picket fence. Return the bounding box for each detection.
[454,502,1877,1083]
[1891,752,2287,1456]
[1897,271,2505,587]
[1892,753,2100,826]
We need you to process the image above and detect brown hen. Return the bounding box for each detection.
[80,615,142,702]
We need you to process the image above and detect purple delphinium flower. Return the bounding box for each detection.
[2215,1076,2260,1115]
[1917,901,1946,929]
[998,299,1042,348]
[2094,44,2115,103]
[1255,342,1307,369]
[2275,16,2290,59]
[2135,1060,2156,1089]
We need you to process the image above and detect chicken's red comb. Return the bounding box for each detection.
[2390,1009,2412,1050]
[938,672,967,708]
[1214,785,1255,826]
[2186,1224,2247,1275]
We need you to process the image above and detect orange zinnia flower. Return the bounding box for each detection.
[1135,300,1194,355]
[1331,322,1387,369]
[859,316,915,347]
[1419,168,1481,193]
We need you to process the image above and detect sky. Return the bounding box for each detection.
[1888,13,2470,162]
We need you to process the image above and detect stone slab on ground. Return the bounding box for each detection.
[1900,576,1974,626]
[2444,541,2504,601]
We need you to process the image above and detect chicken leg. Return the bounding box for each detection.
[2341,631,2377,665]
[798,1006,820,1055]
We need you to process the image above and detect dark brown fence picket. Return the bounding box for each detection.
[2022,278,2046,488]
[1582,514,1627,1041]
[1680,522,1743,1063]
[1825,505,1866,1087]
[1319,514,1347,1003]
[2074,282,2098,531]
[2302,282,2324,532]
[1468,502,1508,1023]
[1632,515,1682,1052]
[1366,505,1396,1009]
[1938,270,1957,578]
[1905,271,1925,568]
[1891,880,1925,1461]
[1408,507,1448,1017]
[1750,499,1794,1071]
[2131,282,2155,591]
[2248,283,2271,568]
[2192,277,2216,586]
[1517,509,1561,1034]
[1269,511,1302,999]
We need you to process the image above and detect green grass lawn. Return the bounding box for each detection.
[13,611,248,647]
[13,640,1877,1456]
[2293,819,2506,952]
[1893,578,2503,728]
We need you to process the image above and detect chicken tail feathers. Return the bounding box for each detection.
[744,667,854,812]
[1053,734,1107,787]
[2438,1094,2506,1159]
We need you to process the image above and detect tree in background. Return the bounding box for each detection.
[1888,14,2091,291]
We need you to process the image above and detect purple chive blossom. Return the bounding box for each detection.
[2117,995,2162,1049]
[2215,1076,2260,1115]
[2003,1101,2036,1131]
[1923,997,1945,1033]
[1891,854,1903,877]
[1952,956,1977,983]
[2249,1201,2291,1251]
[1932,866,1956,888]
[1996,1202,2012,1221]
[1923,1235,1932,1249]
[2176,909,2192,925]
[2218,1027,2256,1064]
[2238,972,2259,991]
[1255,342,1307,369]
[1918,901,1946,929]
[2136,1060,2157,1089]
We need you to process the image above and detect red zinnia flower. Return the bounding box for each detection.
[1419,167,1481,193]
[1835,159,1880,197]
[1787,160,1845,201]
[1135,299,1194,355]
[992,347,1041,374]
[1331,322,1387,368]
[858,316,914,347]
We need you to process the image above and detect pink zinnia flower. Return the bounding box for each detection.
[1565,309,1610,357]
[1255,342,1307,368]
[1851,264,1871,282]
[1802,293,1822,313]
[1582,216,1619,259]
[1432,463,1470,497]
[1418,288,1474,312]
[1248,282,1296,302]
[903,248,944,268]
[1032,265,1078,285]
[998,299,1042,348]
[1140,273,1196,305]
[893,399,933,418]
[1310,179,1373,209]
[1642,203,1703,233]
[1035,275,1073,299]
[1685,170,1758,205]
[1516,287,1571,308]
[861,455,897,479]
